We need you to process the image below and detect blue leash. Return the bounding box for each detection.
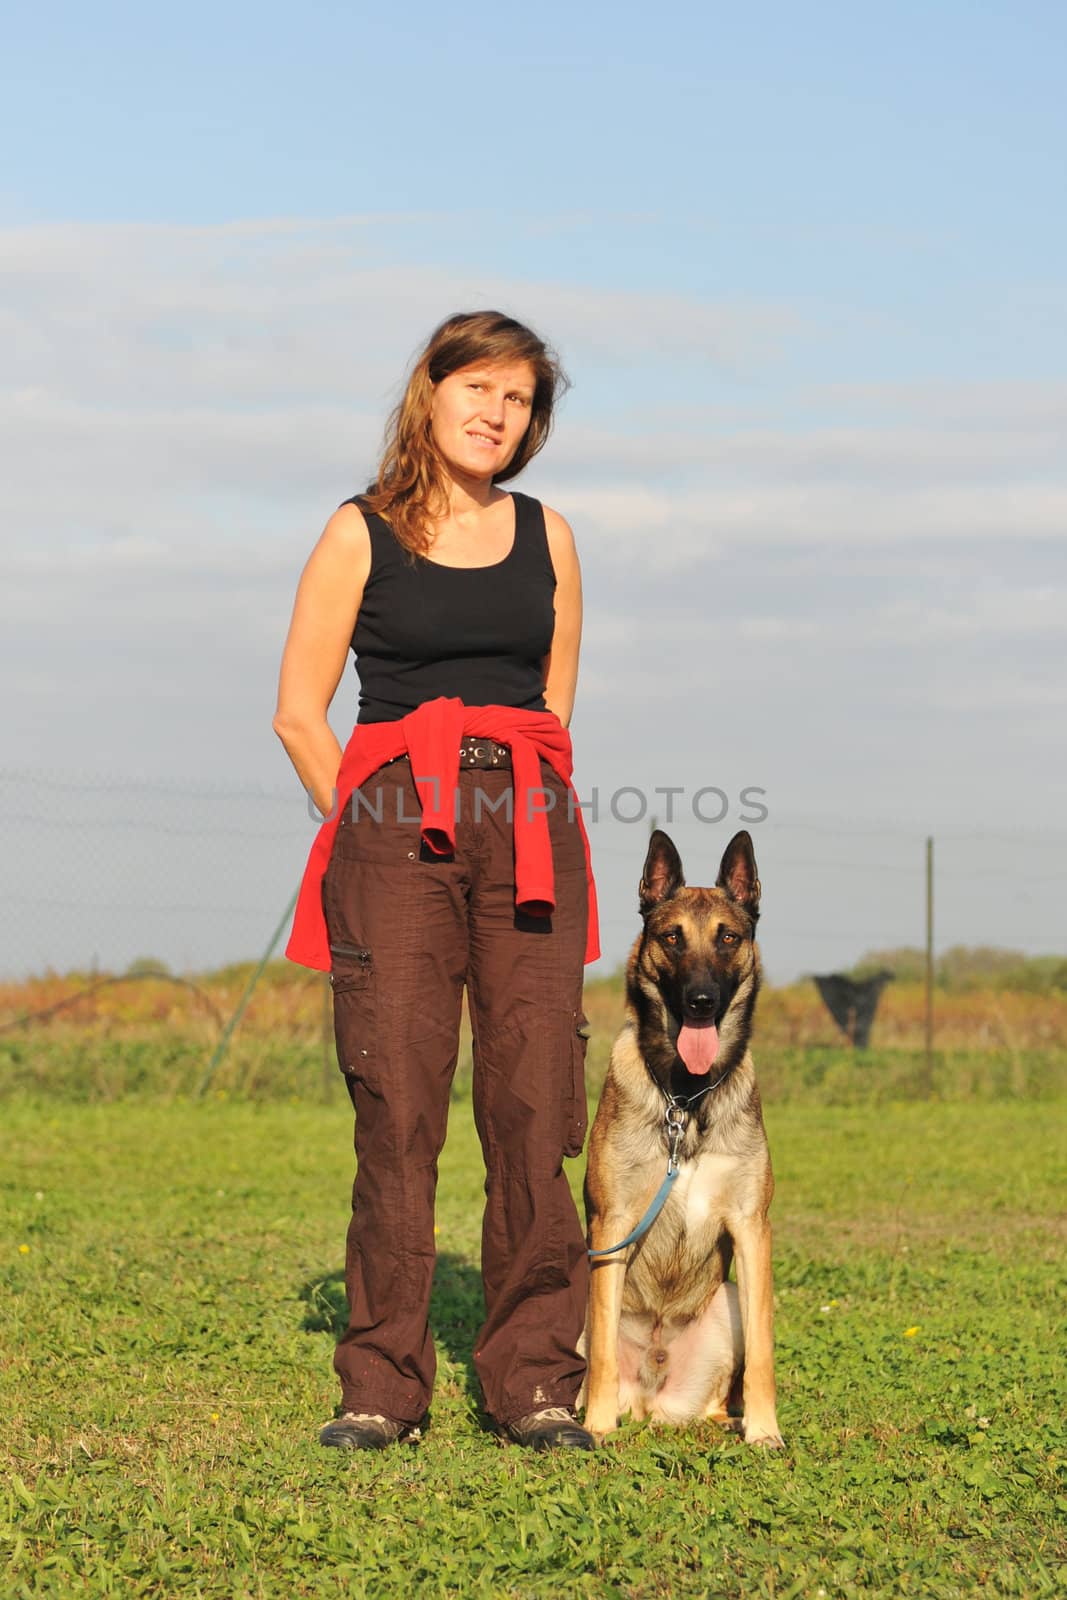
[587,1164,680,1258]
[587,1076,723,1260]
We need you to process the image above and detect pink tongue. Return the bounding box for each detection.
[677,1023,720,1076]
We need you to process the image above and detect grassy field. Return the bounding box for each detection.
[2,1076,1064,1598]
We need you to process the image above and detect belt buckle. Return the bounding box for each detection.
[458,737,509,769]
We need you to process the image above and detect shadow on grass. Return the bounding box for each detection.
[298,1252,488,1424]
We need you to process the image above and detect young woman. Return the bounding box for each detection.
[274,311,599,1451]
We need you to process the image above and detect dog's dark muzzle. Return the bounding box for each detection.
[682,984,720,1023]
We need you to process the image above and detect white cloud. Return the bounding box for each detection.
[2,215,1065,834]
[813,377,1067,430]
[549,412,1067,482]
[5,216,1065,576]
[930,676,1067,712]
[546,480,1067,561]
[2,218,796,408]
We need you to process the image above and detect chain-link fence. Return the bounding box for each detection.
[2,766,1064,986]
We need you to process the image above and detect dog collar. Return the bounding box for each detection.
[657,1071,729,1168]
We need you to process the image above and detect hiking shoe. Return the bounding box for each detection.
[319,1412,405,1450]
[505,1406,595,1451]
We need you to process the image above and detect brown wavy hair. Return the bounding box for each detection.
[361,310,569,556]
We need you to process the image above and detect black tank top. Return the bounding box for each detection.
[344,491,557,724]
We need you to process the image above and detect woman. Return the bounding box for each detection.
[274,310,600,1451]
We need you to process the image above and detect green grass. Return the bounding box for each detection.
[2,1090,1064,1599]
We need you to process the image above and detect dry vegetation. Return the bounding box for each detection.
[2,954,1065,1106]
[3,962,1066,1054]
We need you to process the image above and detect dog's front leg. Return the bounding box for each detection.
[582,1250,628,1441]
[732,1217,784,1448]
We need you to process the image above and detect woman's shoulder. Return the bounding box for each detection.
[536,499,577,572]
[323,497,372,554]
[511,492,574,545]
[329,495,419,586]
[508,494,576,587]
[311,499,373,590]
[294,498,372,611]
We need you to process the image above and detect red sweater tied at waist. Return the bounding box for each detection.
[285,697,601,971]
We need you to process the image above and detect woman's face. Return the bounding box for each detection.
[429,359,537,483]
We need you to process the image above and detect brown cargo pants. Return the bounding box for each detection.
[321,755,590,1427]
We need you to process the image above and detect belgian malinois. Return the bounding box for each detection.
[581,828,783,1447]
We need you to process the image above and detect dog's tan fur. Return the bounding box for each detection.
[581,829,783,1447]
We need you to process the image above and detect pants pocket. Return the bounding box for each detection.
[330,943,377,1090]
[565,1009,591,1158]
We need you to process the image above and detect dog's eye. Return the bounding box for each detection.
[663,930,680,947]
[720,930,739,946]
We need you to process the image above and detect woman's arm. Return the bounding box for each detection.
[540,506,583,729]
[272,502,371,816]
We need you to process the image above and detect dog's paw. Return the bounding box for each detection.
[743,1418,784,1449]
[582,1407,618,1443]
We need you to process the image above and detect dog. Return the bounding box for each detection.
[581,827,783,1447]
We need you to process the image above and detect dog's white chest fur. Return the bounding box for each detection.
[673,1149,739,1235]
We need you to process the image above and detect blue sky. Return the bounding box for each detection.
[2,1,1065,981]
[6,4,1065,248]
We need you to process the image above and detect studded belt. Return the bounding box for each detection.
[458,735,511,769]
[375,736,512,775]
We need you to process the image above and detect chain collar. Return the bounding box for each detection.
[651,1067,731,1173]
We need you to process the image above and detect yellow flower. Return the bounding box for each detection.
[210,1413,220,1423]
[18,1244,30,1255]
[903,1325,920,1337]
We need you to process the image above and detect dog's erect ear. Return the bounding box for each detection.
[716,831,761,916]
[640,830,685,916]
